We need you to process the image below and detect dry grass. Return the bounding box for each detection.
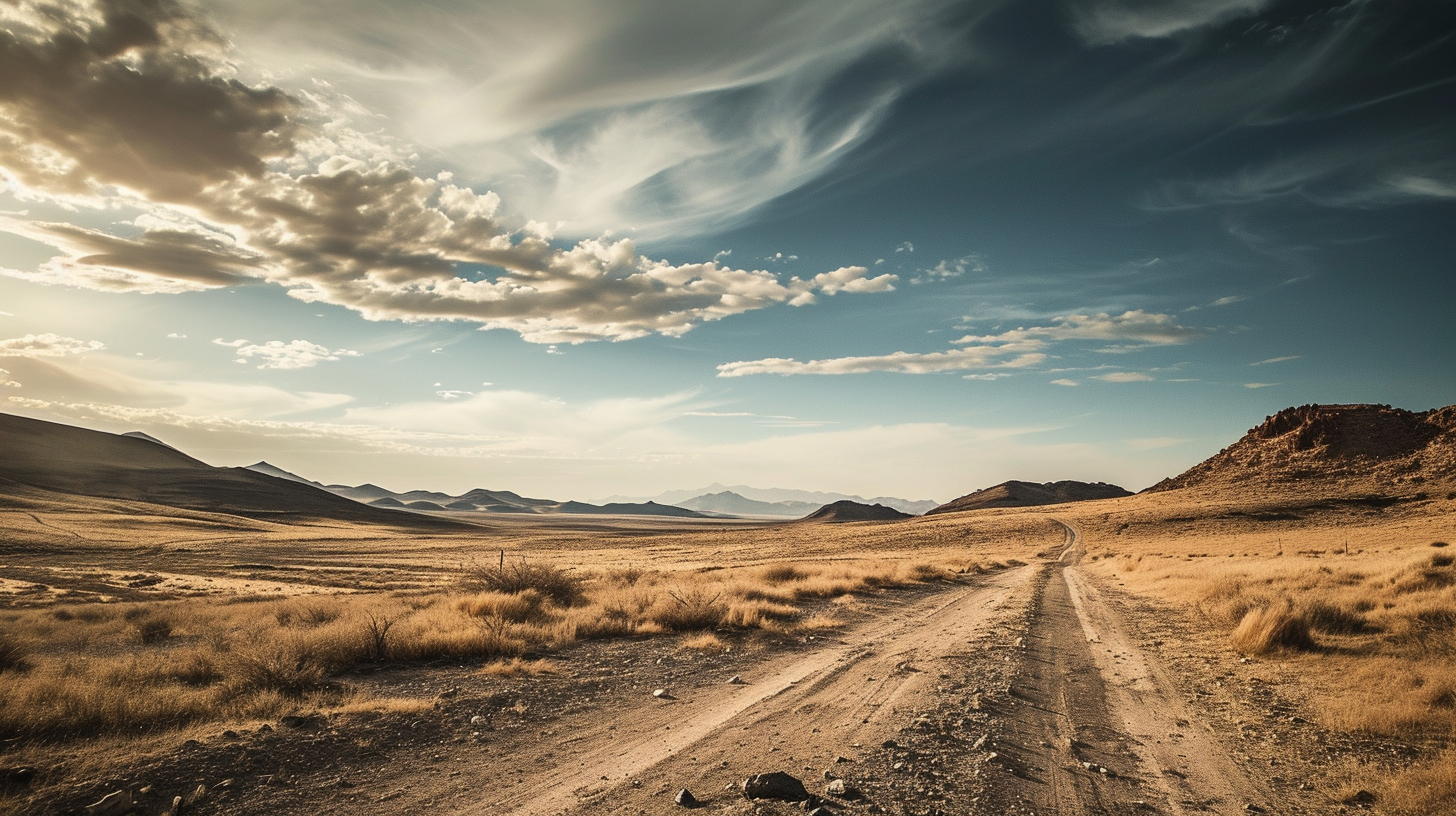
[0,552,985,745]
[1068,488,1456,812]
[476,658,562,678]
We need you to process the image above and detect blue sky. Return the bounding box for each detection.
[0,0,1452,501]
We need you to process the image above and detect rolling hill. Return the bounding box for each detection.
[926,480,1132,515]
[0,413,458,528]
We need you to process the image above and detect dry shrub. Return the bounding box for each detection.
[680,633,725,651]
[1229,605,1316,655]
[760,564,806,584]
[223,641,327,696]
[477,658,561,677]
[650,588,725,631]
[723,599,799,629]
[1391,556,1456,594]
[1376,751,1456,816]
[457,590,546,623]
[796,613,845,631]
[0,633,30,674]
[608,566,647,586]
[132,616,174,645]
[1299,600,1368,634]
[276,602,341,628]
[464,558,583,606]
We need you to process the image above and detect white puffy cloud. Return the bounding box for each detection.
[0,333,105,357]
[214,339,362,370]
[718,310,1199,377]
[0,0,900,344]
[0,367,19,388]
[1049,378,1080,387]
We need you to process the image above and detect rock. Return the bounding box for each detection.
[807,808,833,816]
[652,688,670,698]
[742,772,810,801]
[166,796,182,816]
[971,734,988,751]
[674,788,698,807]
[880,739,899,749]
[825,779,859,799]
[221,730,240,740]
[834,755,853,763]
[84,790,135,816]
[727,675,745,684]
[470,715,486,725]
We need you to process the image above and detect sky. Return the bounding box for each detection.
[0,0,1452,502]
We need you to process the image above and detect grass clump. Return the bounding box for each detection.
[0,633,30,674]
[464,557,584,606]
[1229,605,1316,655]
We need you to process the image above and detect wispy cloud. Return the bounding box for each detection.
[1049,378,1080,387]
[1090,371,1154,382]
[1243,381,1280,389]
[1070,0,1271,45]
[1251,355,1300,366]
[717,310,1199,377]
[0,1,900,345]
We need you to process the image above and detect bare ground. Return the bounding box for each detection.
[10,520,1381,816]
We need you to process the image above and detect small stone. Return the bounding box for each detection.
[892,762,905,771]
[470,715,486,725]
[743,772,810,801]
[84,790,135,816]
[653,688,670,698]
[880,739,899,749]
[834,755,853,763]
[825,779,859,799]
[971,734,988,751]
[727,675,745,684]
[674,788,698,807]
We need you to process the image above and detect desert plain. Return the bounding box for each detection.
[2,403,1455,816]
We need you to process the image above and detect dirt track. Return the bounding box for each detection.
[431,522,1308,815]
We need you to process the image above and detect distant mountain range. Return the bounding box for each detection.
[674,491,823,517]
[244,462,709,518]
[602,483,940,516]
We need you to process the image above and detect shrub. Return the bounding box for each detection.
[465,558,584,606]
[133,617,173,645]
[1299,600,1368,634]
[1229,606,1316,655]
[457,590,546,623]
[224,645,326,696]
[650,588,725,632]
[0,633,30,673]
[760,564,806,584]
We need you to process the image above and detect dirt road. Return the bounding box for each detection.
[449,521,1305,815]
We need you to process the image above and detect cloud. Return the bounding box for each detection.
[1243,381,1279,388]
[1049,378,1080,387]
[953,310,1204,346]
[0,367,19,388]
[918,255,986,281]
[1071,0,1271,45]
[0,333,105,357]
[213,338,362,370]
[202,0,968,240]
[718,310,1199,377]
[0,0,901,344]
[1090,371,1154,382]
[1251,355,1299,366]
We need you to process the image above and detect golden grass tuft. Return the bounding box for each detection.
[680,633,726,651]
[477,658,562,677]
[1229,605,1316,655]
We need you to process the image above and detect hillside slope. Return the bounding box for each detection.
[926,480,1132,515]
[1148,403,1456,493]
[0,413,459,527]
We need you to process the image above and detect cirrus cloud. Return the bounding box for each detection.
[718,310,1200,377]
[0,0,899,345]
